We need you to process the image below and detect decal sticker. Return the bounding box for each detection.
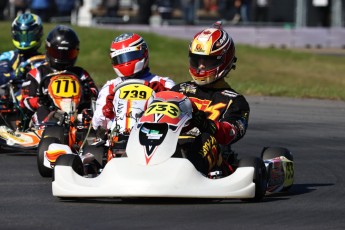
[119,84,153,100]
[48,75,81,98]
[144,102,180,118]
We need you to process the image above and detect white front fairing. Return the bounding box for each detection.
[126,118,188,166]
[52,91,257,199]
[44,143,73,169]
[53,158,256,199]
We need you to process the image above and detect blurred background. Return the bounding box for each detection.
[1,0,345,48]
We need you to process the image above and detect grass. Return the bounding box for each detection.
[1,21,345,101]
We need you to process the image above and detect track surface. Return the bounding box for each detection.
[1,96,344,230]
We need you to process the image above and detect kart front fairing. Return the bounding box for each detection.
[0,125,43,149]
[52,91,257,199]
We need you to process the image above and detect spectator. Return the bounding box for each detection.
[231,0,241,24]
[203,0,217,13]
[102,0,119,17]
[29,0,54,22]
[313,0,331,27]
[218,0,231,20]
[12,0,29,17]
[156,0,173,22]
[254,0,269,23]
[240,0,252,23]
[181,0,195,25]
[0,0,9,20]
[136,0,154,24]
[55,0,75,17]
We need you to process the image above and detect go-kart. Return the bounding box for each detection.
[51,90,294,201]
[39,79,153,177]
[0,79,43,149]
[36,71,96,177]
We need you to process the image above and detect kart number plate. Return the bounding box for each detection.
[49,76,81,98]
[119,84,153,100]
[144,102,180,118]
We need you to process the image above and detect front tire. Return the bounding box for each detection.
[53,154,84,180]
[239,156,267,202]
[37,137,61,177]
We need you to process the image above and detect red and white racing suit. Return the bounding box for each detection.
[92,69,175,130]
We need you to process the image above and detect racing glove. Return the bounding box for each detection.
[82,108,93,123]
[192,110,217,136]
[102,93,115,119]
[15,61,32,80]
[96,126,108,140]
[146,81,167,92]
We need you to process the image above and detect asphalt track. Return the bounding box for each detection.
[0,96,344,230]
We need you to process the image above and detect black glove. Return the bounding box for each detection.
[15,61,32,79]
[96,126,107,140]
[82,108,93,123]
[193,110,217,135]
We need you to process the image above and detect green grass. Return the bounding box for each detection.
[1,21,345,101]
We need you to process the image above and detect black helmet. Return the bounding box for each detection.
[45,25,80,70]
[11,13,43,53]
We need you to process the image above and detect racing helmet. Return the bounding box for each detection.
[45,25,80,70]
[11,13,43,53]
[110,33,149,78]
[189,21,237,86]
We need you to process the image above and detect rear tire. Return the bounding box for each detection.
[261,146,293,161]
[239,156,267,202]
[261,147,294,192]
[37,137,61,177]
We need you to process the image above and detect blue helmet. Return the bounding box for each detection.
[11,13,43,52]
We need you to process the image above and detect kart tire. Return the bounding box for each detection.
[53,154,84,179]
[261,146,293,161]
[261,147,294,192]
[83,145,105,167]
[2,113,20,130]
[239,156,267,202]
[37,137,61,177]
[42,126,66,144]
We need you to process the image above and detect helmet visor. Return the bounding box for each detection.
[189,54,220,71]
[12,30,38,46]
[111,50,145,65]
[46,46,79,60]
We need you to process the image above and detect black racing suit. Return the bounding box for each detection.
[171,80,250,176]
[20,63,98,126]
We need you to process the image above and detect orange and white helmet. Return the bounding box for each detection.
[189,21,237,86]
[110,33,149,78]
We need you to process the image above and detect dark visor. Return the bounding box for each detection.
[111,50,145,65]
[12,30,37,44]
[189,54,221,70]
[46,46,79,60]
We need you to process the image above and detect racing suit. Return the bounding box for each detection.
[20,63,98,126]
[92,68,175,130]
[171,80,250,176]
[0,49,45,89]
